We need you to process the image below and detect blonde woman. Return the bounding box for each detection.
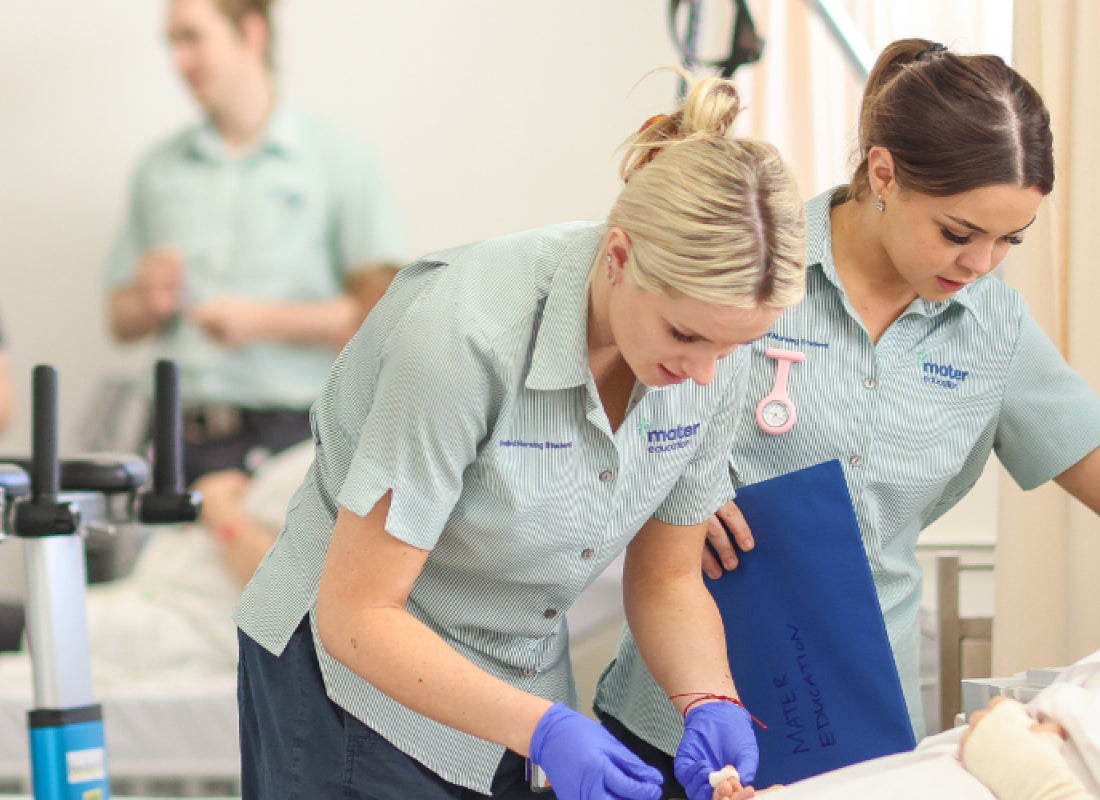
[234,72,806,800]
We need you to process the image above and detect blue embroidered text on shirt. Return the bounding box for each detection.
[636,419,702,454]
[917,350,970,390]
[498,439,573,450]
[767,332,830,349]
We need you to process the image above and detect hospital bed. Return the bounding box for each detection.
[0,531,629,798]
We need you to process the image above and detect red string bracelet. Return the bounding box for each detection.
[668,692,767,729]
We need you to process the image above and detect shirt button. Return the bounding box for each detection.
[543,608,558,619]
[580,548,595,560]
[864,378,876,389]
[598,470,613,483]
[522,667,535,677]
[850,455,863,467]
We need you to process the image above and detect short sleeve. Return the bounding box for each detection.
[995,312,1100,489]
[652,352,745,525]
[335,293,502,549]
[330,137,407,277]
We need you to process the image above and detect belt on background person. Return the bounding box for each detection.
[181,404,309,443]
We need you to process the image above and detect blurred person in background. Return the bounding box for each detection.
[105,0,406,485]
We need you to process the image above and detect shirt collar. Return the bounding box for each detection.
[807,186,988,330]
[187,101,299,161]
[525,225,606,391]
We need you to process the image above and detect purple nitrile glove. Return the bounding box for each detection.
[674,701,759,800]
[530,702,664,800]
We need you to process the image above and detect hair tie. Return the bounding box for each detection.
[639,113,668,133]
[632,114,676,174]
[915,42,948,61]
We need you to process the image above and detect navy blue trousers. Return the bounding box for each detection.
[237,616,544,799]
[597,712,686,800]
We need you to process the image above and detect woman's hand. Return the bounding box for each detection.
[675,701,759,800]
[529,703,664,800]
[703,500,754,580]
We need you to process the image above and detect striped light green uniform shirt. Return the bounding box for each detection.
[105,104,406,409]
[234,221,744,792]
[594,187,1100,749]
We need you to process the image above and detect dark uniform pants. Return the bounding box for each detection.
[597,712,687,800]
[237,615,546,799]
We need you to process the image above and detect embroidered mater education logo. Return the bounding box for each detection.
[917,349,970,390]
[637,418,702,453]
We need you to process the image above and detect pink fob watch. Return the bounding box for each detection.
[755,348,805,435]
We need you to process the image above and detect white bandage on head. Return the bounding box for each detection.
[961,700,1091,800]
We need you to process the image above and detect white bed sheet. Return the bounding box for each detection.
[763,727,992,799]
[0,669,239,788]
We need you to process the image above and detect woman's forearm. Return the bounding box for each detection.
[624,518,738,715]
[316,503,552,755]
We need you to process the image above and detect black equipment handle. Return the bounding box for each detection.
[137,360,201,524]
[12,365,79,537]
[31,365,60,503]
[152,359,184,495]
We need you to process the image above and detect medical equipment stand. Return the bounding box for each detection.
[0,360,199,799]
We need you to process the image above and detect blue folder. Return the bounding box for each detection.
[705,459,916,786]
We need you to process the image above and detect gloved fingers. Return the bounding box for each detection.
[711,733,757,784]
[532,702,668,800]
[677,701,760,790]
[672,759,715,800]
[605,747,665,784]
[602,764,664,800]
[733,747,759,785]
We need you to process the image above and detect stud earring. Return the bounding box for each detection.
[875,195,886,213]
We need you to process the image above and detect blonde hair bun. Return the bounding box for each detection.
[621,68,743,182]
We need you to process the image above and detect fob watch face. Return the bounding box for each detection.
[760,399,791,428]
